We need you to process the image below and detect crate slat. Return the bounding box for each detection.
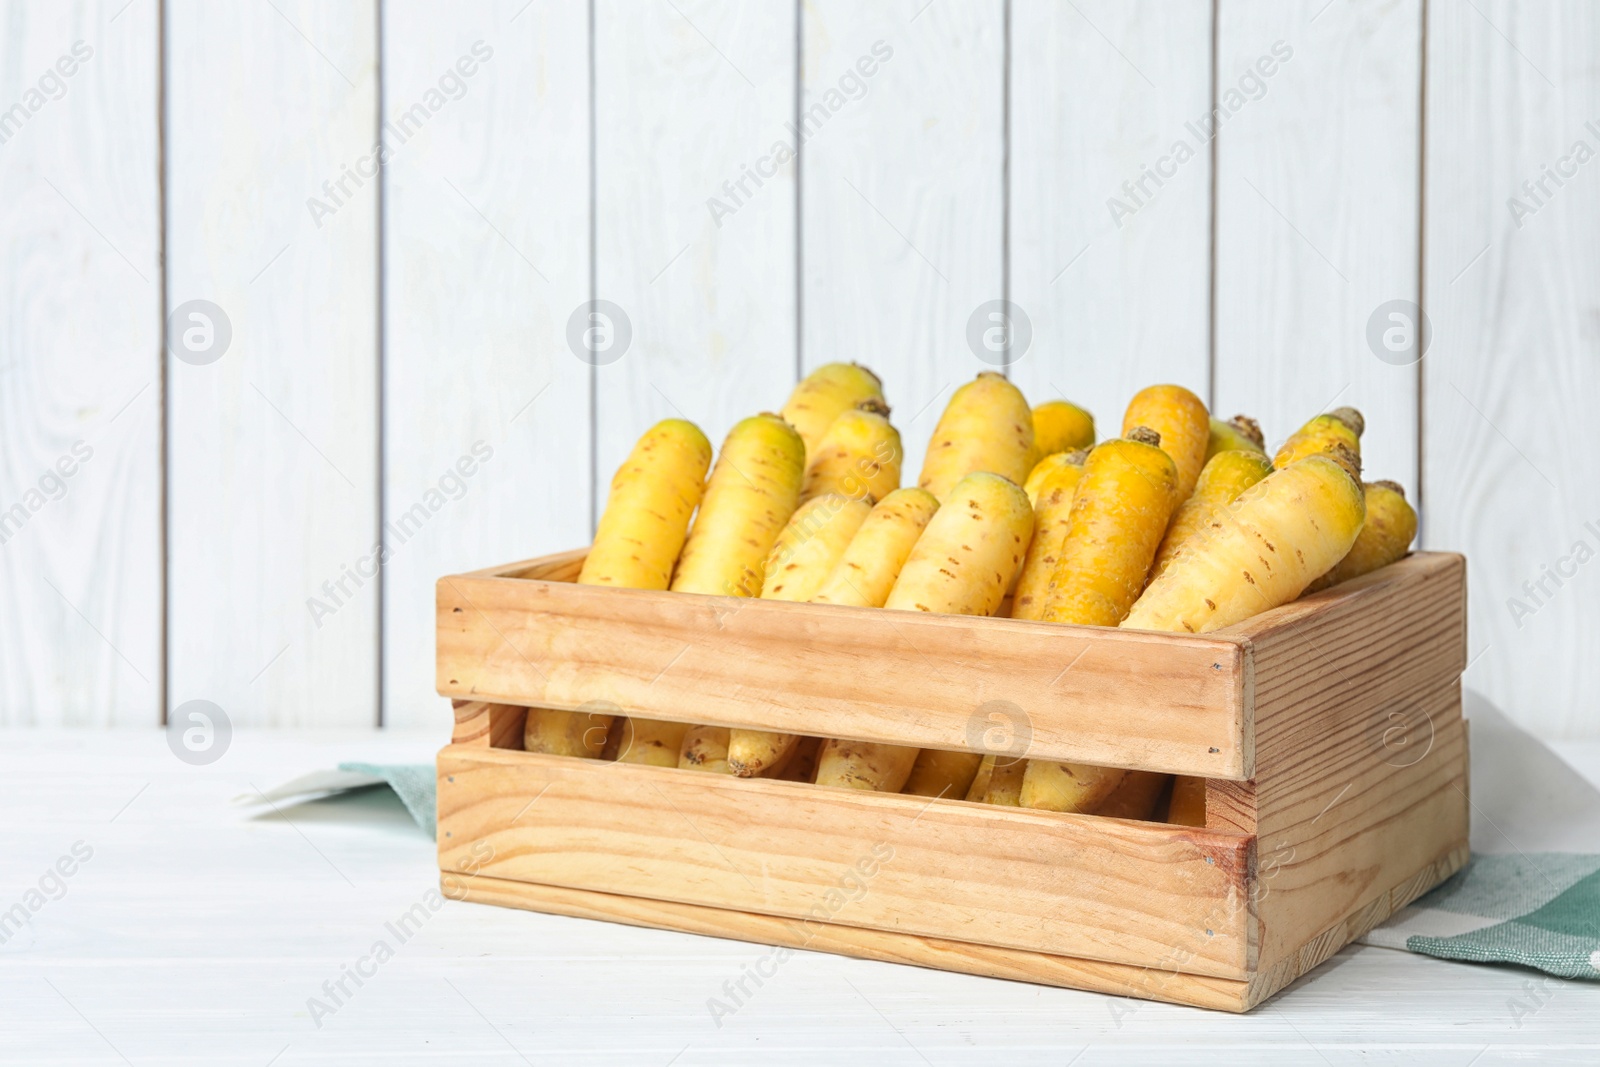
[438,745,1256,977]
[438,558,1252,778]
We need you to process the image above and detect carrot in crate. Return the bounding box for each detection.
[1205,414,1265,461]
[528,419,710,759]
[725,495,872,777]
[1306,480,1417,592]
[918,372,1034,501]
[1124,450,1367,634]
[1274,407,1364,479]
[810,488,940,608]
[1031,399,1096,459]
[1010,450,1088,621]
[663,414,805,772]
[816,472,1033,792]
[1148,450,1274,585]
[671,413,806,598]
[1091,771,1169,822]
[1123,384,1210,499]
[780,362,885,461]
[1167,775,1207,826]
[800,398,902,504]
[1020,429,1180,813]
[966,755,1026,805]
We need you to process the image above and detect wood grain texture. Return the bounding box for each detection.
[1234,553,1470,971]
[801,0,1003,481]
[1007,0,1212,425]
[166,0,378,726]
[437,549,1468,1010]
[593,0,798,509]
[0,0,161,725]
[450,873,1259,1012]
[436,550,1254,777]
[381,0,590,729]
[1424,0,1600,738]
[1214,0,1422,491]
[438,744,1256,976]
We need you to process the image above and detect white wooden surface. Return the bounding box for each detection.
[4,715,1599,1064]
[1008,0,1213,426]
[801,0,1004,481]
[594,0,798,497]
[1214,0,1422,492]
[380,0,591,729]
[0,0,161,725]
[1423,0,1600,740]
[1,0,1597,739]
[166,0,380,727]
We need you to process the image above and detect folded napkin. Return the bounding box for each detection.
[1357,692,1600,981]
[234,763,435,835]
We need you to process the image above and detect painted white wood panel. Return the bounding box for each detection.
[166,0,379,727]
[1008,0,1212,435]
[801,0,1004,480]
[1214,0,1422,490]
[594,0,797,489]
[381,0,591,729]
[0,0,161,725]
[1424,0,1600,738]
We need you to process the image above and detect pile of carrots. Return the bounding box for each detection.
[525,365,1418,826]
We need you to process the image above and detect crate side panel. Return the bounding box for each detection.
[1252,672,1469,973]
[437,746,1254,977]
[448,873,1255,1013]
[436,569,1250,777]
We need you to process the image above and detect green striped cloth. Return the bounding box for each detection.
[1363,853,1600,979]
[1357,695,1600,982]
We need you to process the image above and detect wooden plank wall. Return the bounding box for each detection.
[0,0,161,725]
[0,0,1593,738]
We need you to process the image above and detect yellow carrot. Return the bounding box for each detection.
[1022,429,1180,813]
[966,755,1025,805]
[1148,449,1274,585]
[534,419,710,758]
[918,372,1034,501]
[672,413,805,598]
[1306,480,1417,592]
[901,749,983,800]
[759,495,873,603]
[810,488,939,608]
[678,725,731,774]
[1010,452,1088,621]
[1167,775,1206,826]
[818,472,1032,792]
[886,472,1034,618]
[1022,449,1088,504]
[781,362,884,461]
[727,495,872,777]
[614,718,691,768]
[814,740,920,792]
[1031,399,1096,458]
[1274,407,1364,480]
[1124,451,1367,633]
[1123,384,1210,499]
[579,419,711,589]
[800,398,902,504]
[1037,429,1180,627]
[1205,414,1265,461]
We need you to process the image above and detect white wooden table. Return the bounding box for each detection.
[5,725,1599,1066]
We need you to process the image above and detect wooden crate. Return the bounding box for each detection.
[435,550,1469,1012]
